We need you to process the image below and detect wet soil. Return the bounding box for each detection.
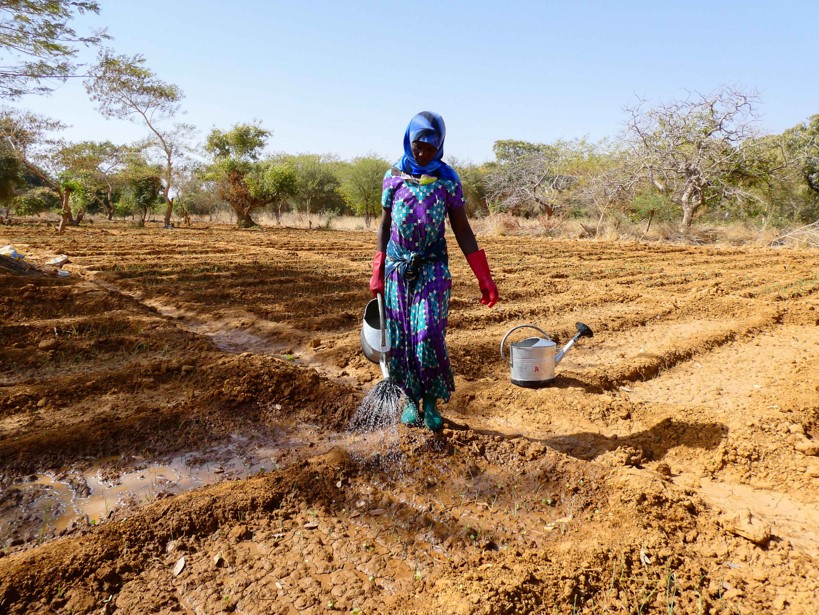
[1,222,818,614]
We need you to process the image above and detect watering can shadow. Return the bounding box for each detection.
[500,322,594,388]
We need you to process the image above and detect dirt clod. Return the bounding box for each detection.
[722,508,772,545]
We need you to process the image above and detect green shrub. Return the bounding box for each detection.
[630,191,676,222]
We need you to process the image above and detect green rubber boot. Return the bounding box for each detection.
[422,395,443,432]
[400,398,420,426]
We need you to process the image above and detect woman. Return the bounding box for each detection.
[369,111,498,432]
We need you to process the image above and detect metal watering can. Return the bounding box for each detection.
[360,293,391,379]
[500,322,593,388]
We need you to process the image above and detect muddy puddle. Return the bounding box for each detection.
[2,442,282,542]
[1,420,410,548]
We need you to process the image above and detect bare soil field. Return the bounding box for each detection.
[1,221,818,614]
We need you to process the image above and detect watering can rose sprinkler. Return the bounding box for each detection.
[500,323,594,388]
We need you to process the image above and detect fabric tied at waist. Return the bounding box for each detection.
[386,238,448,282]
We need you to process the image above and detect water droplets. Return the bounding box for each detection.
[348,380,405,433]
[348,380,409,479]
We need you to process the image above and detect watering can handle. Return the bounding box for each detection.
[500,324,551,361]
[376,292,387,349]
[376,292,390,379]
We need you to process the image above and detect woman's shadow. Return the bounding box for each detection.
[462,417,728,463]
[542,417,729,462]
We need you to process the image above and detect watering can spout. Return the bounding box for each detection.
[555,322,594,366]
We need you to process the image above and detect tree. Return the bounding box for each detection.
[576,148,640,235]
[174,163,225,222]
[338,155,389,228]
[56,140,129,219]
[13,184,58,216]
[493,140,552,163]
[451,161,490,217]
[0,0,106,98]
[783,115,819,203]
[261,160,297,224]
[486,139,583,217]
[0,138,23,217]
[119,151,162,225]
[625,86,766,229]
[0,106,83,231]
[732,119,819,226]
[204,122,273,228]
[206,122,268,162]
[86,50,190,227]
[286,154,343,217]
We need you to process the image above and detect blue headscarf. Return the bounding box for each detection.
[396,111,459,182]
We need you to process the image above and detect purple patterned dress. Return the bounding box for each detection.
[382,169,465,403]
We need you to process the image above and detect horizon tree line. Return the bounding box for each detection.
[0,2,817,232]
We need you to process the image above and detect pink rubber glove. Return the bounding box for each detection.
[466,249,498,308]
[369,251,386,297]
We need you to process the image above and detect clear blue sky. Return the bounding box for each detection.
[16,0,819,163]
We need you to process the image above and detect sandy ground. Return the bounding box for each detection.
[0,221,818,614]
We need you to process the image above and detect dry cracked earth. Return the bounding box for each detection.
[1,221,818,614]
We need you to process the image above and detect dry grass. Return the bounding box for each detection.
[12,210,813,249]
[771,221,819,248]
[471,213,570,238]
[205,210,373,231]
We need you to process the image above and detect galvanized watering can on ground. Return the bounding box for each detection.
[500,322,593,388]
